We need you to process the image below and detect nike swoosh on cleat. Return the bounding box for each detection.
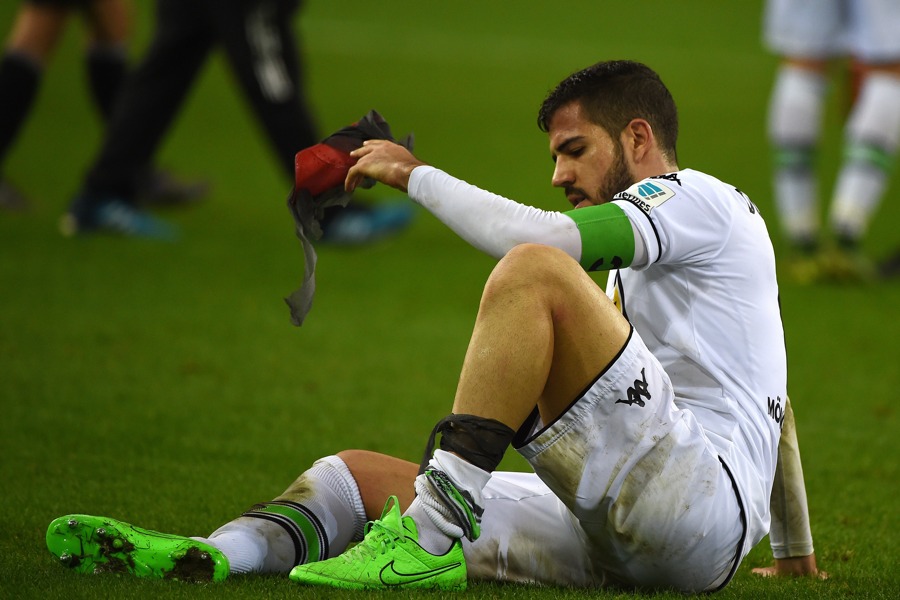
[378,560,461,586]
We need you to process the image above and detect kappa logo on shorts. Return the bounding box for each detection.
[616,367,650,407]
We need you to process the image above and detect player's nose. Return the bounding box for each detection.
[551,160,573,188]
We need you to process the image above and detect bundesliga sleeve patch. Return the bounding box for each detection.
[614,179,676,214]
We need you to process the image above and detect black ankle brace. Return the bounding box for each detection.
[418,414,516,474]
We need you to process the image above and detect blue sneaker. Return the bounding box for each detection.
[320,201,413,245]
[60,196,177,240]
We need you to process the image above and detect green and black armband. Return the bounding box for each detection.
[564,203,635,272]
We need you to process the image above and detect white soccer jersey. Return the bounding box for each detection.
[605,169,787,554]
[408,165,787,571]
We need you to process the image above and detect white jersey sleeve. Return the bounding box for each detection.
[408,166,583,260]
[407,165,647,267]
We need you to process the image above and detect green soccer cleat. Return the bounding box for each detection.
[289,496,466,591]
[46,514,229,583]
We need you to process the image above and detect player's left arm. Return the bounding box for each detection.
[752,396,828,580]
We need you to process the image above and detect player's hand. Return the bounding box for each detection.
[345,140,426,193]
[751,554,828,580]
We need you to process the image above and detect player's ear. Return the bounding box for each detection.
[621,118,654,164]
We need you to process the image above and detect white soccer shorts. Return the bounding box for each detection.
[764,0,900,62]
[463,330,746,593]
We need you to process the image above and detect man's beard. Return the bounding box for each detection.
[598,142,635,203]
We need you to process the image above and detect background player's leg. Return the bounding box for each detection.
[205,0,413,244]
[202,0,316,177]
[63,0,213,236]
[81,0,211,200]
[828,66,900,260]
[0,3,70,209]
[767,60,829,266]
[82,0,130,120]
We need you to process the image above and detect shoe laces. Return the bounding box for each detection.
[343,518,406,562]
[342,496,409,562]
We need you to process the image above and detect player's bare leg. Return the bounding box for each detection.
[84,0,132,43]
[337,450,418,518]
[290,243,632,590]
[48,450,415,580]
[6,4,70,62]
[451,243,630,428]
[0,4,70,210]
[409,243,629,551]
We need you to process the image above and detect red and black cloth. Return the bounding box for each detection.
[285,110,412,325]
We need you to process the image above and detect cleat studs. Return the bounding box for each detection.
[59,552,72,565]
[112,539,124,549]
[170,550,185,560]
[67,519,79,527]
[199,552,209,560]
[96,528,106,537]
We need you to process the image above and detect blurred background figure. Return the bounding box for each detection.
[0,0,205,212]
[879,248,900,277]
[60,0,412,243]
[763,0,900,282]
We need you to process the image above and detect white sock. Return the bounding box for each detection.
[405,495,454,555]
[204,455,366,574]
[194,531,264,575]
[406,449,491,554]
[831,73,900,240]
[767,65,828,242]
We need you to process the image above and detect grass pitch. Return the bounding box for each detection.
[1,1,897,599]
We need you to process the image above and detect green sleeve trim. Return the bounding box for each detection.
[564,203,635,271]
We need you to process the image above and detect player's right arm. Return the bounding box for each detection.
[408,165,642,269]
[346,141,643,270]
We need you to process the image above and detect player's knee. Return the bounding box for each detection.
[335,448,369,467]
[483,243,573,301]
[506,242,572,264]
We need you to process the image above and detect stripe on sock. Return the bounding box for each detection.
[843,142,895,173]
[242,501,329,565]
[772,145,815,170]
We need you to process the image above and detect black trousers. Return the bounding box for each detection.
[84,0,318,198]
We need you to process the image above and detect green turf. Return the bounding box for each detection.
[1,1,898,599]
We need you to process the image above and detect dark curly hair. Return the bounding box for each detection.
[538,60,678,163]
